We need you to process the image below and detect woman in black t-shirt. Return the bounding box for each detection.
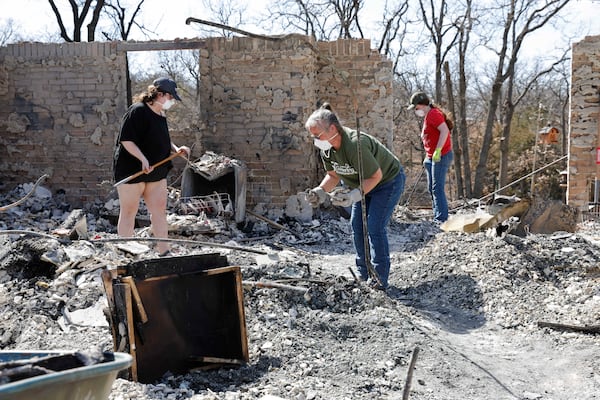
[113,77,190,256]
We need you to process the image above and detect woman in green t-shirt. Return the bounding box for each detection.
[305,104,405,290]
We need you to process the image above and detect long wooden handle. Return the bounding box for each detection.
[113,150,185,187]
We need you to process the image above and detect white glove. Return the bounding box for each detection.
[331,188,362,207]
[306,187,327,208]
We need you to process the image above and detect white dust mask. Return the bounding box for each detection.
[314,138,333,151]
[415,109,426,118]
[161,98,176,110]
[313,132,338,152]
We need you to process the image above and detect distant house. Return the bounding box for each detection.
[538,126,559,144]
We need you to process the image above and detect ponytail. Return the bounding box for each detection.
[432,104,454,131]
[442,111,454,131]
[306,101,344,134]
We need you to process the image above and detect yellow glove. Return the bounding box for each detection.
[432,148,442,162]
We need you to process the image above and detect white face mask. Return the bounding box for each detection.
[313,133,338,151]
[314,138,333,151]
[415,109,426,117]
[161,98,176,110]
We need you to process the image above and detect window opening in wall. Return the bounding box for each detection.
[126,50,201,135]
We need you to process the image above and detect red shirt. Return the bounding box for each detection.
[421,107,452,157]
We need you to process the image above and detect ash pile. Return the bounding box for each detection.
[0,178,599,400]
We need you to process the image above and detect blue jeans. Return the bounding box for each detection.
[423,150,453,222]
[351,168,405,288]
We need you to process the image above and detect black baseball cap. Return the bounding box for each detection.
[153,77,181,101]
[407,91,430,110]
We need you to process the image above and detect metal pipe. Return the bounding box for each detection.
[477,155,567,203]
[353,97,382,286]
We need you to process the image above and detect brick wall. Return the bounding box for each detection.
[0,36,392,213]
[568,35,600,208]
[0,42,127,205]
[199,36,392,210]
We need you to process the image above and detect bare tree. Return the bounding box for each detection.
[416,0,460,104]
[195,0,249,38]
[0,19,18,46]
[497,50,569,191]
[156,50,202,130]
[376,1,410,74]
[267,0,370,40]
[267,0,336,40]
[102,0,146,40]
[332,0,365,39]
[545,62,571,156]
[471,0,571,197]
[48,0,106,42]
[455,0,474,198]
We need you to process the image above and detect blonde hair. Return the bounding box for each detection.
[133,85,161,103]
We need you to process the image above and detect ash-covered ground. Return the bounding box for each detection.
[0,182,599,400]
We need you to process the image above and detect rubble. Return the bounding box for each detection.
[0,180,599,399]
[442,196,579,236]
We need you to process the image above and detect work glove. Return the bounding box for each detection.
[432,148,442,162]
[306,187,327,208]
[331,188,362,207]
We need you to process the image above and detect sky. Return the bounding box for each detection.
[1,0,599,67]
[2,0,598,44]
[1,0,274,42]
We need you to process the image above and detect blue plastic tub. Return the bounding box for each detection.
[0,350,132,400]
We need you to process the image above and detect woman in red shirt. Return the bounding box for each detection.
[408,92,453,223]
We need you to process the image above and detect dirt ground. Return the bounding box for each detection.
[0,183,599,400]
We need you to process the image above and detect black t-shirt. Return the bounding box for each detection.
[113,102,173,183]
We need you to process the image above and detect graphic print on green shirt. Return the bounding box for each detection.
[321,127,400,189]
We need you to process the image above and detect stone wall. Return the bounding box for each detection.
[568,35,600,208]
[0,36,392,213]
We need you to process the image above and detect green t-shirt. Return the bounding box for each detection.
[321,127,401,189]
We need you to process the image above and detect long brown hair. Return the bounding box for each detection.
[432,104,454,131]
[413,92,454,131]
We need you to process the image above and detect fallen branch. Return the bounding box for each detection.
[270,277,328,285]
[537,321,600,334]
[186,17,294,41]
[402,346,420,400]
[242,280,309,294]
[246,210,302,238]
[0,229,67,243]
[0,174,49,212]
[90,236,269,255]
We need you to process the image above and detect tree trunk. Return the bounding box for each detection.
[498,103,515,191]
[444,61,463,199]
[87,0,105,42]
[457,0,473,198]
[473,79,503,197]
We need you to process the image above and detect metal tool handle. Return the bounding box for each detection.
[353,97,382,287]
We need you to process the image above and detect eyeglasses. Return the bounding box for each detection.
[310,126,329,139]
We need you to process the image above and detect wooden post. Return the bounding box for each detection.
[113,283,137,381]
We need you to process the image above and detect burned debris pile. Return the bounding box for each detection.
[0,178,599,399]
